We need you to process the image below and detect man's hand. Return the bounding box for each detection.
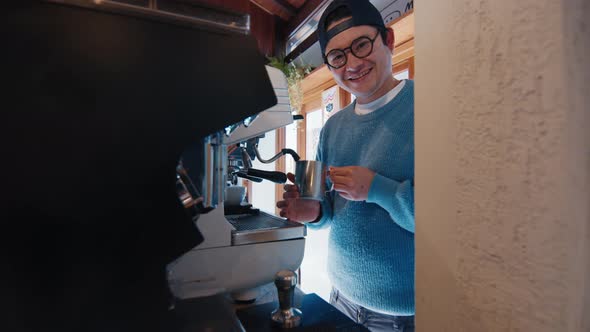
[276,173,321,222]
[328,166,376,201]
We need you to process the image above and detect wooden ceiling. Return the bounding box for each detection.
[180,0,328,56]
[250,0,309,21]
[240,0,327,38]
[191,0,329,56]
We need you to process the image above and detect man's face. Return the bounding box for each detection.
[325,20,394,104]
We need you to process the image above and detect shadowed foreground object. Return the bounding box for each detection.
[0,2,276,331]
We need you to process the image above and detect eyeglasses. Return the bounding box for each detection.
[324,31,382,69]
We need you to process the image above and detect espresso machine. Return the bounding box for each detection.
[168,65,306,302]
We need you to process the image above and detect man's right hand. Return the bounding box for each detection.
[276,173,320,222]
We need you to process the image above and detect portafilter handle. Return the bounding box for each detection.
[271,270,302,328]
[246,168,287,184]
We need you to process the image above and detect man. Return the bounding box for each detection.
[276,0,414,331]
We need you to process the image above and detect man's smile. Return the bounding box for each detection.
[347,68,372,81]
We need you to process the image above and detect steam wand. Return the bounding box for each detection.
[235,144,292,184]
[254,145,300,164]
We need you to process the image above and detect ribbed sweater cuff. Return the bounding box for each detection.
[367,173,399,207]
[306,197,331,229]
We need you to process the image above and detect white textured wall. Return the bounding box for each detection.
[415,0,589,331]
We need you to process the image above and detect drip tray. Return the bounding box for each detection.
[226,211,306,246]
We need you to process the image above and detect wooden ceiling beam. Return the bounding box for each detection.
[284,29,317,63]
[250,0,297,20]
[284,0,328,38]
[270,0,297,15]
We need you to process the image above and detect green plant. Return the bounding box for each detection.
[267,56,312,114]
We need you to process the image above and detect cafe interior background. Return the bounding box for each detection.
[188,0,589,330]
[182,0,590,331]
[6,0,587,330]
[183,0,417,304]
[203,0,589,330]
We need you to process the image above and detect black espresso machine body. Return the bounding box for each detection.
[1,1,276,331]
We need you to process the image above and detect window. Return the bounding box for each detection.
[305,109,323,160]
[298,108,332,302]
[285,122,298,176]
[249,130,277,215]
[394,69,410,80]
[299,227,331,301]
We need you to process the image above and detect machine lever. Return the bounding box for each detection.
[246,168,287,184]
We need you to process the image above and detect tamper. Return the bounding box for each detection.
[271,269,303,328]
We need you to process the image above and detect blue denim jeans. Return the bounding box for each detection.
[330,288,415,332]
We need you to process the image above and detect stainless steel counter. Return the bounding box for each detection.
[171,282,304,331]
[227,211,306,245]
[172,283,369,331]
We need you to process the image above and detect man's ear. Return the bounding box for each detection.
[385,27,395,51]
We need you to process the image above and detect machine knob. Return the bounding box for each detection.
[271,270,302,328]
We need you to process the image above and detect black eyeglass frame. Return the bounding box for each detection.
[323,30,383,69]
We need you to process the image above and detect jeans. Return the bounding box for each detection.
[329,288,415,332]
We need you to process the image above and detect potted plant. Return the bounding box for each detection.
[267,56,312,115]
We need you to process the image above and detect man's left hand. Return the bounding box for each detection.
[328,166,376,201]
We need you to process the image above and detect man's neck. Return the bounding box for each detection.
[355,78,400,104]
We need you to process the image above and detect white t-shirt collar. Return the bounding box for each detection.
[354,79,406,115]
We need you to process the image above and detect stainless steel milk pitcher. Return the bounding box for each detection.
[294,160,326,201]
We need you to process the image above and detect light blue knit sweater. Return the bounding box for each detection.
[308,80,414,315]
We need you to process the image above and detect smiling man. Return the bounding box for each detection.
[276,0,415,331]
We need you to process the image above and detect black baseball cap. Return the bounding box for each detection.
[317,0,386,55]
